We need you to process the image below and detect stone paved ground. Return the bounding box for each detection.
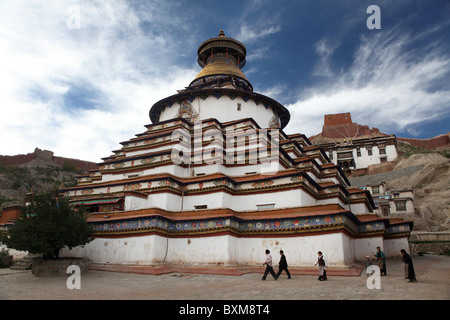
[0,254,448,301]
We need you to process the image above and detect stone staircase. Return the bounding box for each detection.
[10,255,38,271]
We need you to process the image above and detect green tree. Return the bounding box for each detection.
[3,190,93,259]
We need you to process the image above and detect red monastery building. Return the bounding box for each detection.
[310,113,399,175]
[59,31,413,267]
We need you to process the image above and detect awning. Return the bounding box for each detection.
[71,198,122,206]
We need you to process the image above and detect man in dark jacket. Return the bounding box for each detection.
[276,250,292,279]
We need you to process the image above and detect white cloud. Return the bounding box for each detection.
[0,1,197,162]
[285,27,450,138]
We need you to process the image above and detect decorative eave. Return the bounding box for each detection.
[84,204,410,238]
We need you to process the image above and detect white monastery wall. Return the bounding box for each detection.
[62,232,366,267]
[383,237,410,257]
[150,188,317,212]
[328,143,398,170]
[353,235,384,260]
[354,145,398,169]
[158,96,277,129]
[60,235,168,265]
[124,196,152,211]
[99,162,286,185]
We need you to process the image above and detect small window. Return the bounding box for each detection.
[194,205,207,210]
[257,204,275,210]
[337,151,353,159]
[366,145,373,156]
[237,103,241,111]
[395,201,407,211]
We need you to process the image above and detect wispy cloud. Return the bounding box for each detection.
[233,0,282,44]
[312,37,338,77]
[285,25,450,138]
[236,24,282,43]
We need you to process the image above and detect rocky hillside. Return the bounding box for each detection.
[350,142,450,232]
[0,149,96,210]
[386,144,450,231]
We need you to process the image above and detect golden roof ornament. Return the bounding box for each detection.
[190,29,250,88]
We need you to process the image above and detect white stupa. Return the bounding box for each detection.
[61,30,412,266]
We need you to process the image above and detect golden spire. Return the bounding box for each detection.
[190,30,250,88]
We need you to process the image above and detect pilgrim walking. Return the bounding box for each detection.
[315,251,328,281]
[276,250,292,279]
[262,249,277,280]
[401,249,417,283]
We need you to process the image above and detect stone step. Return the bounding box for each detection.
[10,263,32,270]
[10,265,31,271]
[9,256,35,270]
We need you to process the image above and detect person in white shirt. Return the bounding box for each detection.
[314,251,328,281]
[262,249,277,280]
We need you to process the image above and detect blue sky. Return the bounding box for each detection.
[0,0,449,162]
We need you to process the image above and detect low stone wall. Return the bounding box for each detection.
[410,231,450,242]
[32,257,89,277]
[409,231,450,254]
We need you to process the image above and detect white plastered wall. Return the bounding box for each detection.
[60,235,168,265]
[158,96,278,129]
[383,237,410,257]
[353,236,384,260]
[61,231,360,267]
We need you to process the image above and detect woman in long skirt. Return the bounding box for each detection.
[314,251,328,281]
[401,249,417,282]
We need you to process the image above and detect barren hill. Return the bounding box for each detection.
[0,148,97,210]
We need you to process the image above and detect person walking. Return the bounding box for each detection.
[314,251,327,281]
[374,246,387,276]
[401,249,417,283]
[262,249,277,280]
[276,250,292,279]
